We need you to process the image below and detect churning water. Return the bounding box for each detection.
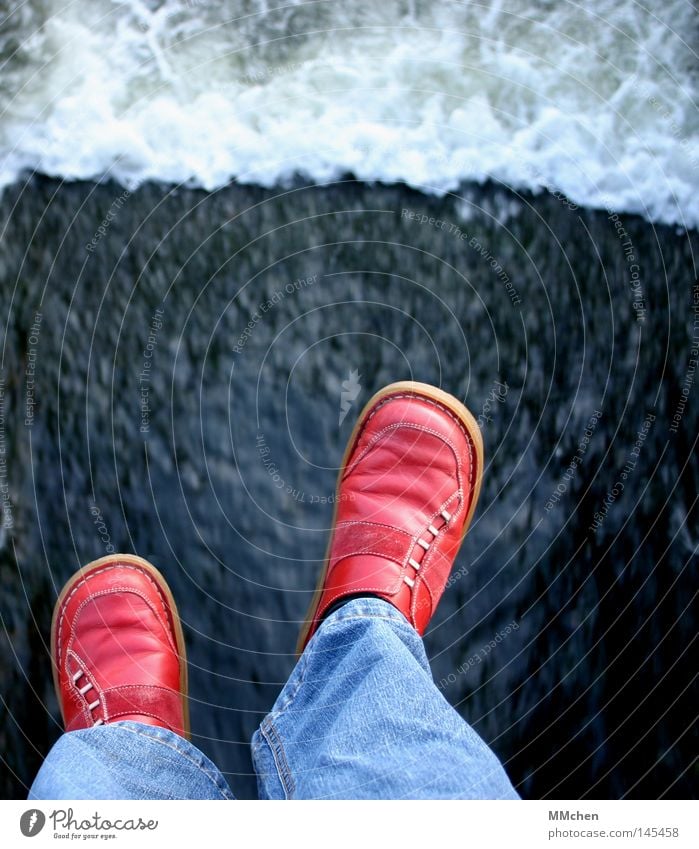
[1,0,698,224]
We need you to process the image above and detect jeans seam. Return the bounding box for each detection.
[113,723,233,799]
[254,644,314,798]
[275,614,408,725]
[259,719,296,799]
[256,605,425,800]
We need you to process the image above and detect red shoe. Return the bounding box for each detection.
[297,381,484,654]
[51,554,190,739]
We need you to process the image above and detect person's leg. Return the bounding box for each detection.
[30,722,234,800]
[252,597,518,799]
[252,381,520,799]
[33,552,233,800]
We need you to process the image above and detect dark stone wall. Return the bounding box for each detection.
[0,176,696,798]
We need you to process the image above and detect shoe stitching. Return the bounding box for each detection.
[320,489,466,628]
[57,565,182,731]
[347,391,476,475]
[66,650,98,728]
[345,390,477,500]
[345,421,464,482]
[57,564,178,668]
[65,659,183,730]
[100,683,182,728]
[58,564,174,646]
[327,521,414,570]
[62,584,178,707]
[411,573,435,626]
[343,420,473,519]
[330,519,415,534]
[314,491,468,633]
[104,708,174,728]
[406,492,464,622]
[102,683,178,694]
[359,391,476,442]
[303,391,479,647]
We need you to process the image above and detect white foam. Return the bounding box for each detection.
[1,0,697,226]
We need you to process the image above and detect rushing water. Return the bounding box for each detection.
[1,0,698,224]
[0,0,697,801]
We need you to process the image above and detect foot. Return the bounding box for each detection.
[51,554,190,738]
[297,380,484,653]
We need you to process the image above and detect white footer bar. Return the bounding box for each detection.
[2,800,697,848]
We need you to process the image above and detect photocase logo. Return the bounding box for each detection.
[338,369,362,425]
[20,809,45,837]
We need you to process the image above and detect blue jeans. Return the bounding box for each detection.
[30,599,519,800]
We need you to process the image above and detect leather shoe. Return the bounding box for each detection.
[297,380,484,653]
[51,554,190,738]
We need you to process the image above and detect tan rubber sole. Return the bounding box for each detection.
[51,553,191,740]
[296,380,485,655]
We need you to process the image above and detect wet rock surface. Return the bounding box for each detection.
[0,176,696,798]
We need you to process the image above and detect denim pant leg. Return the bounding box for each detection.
[251,597,520,799]
[29,721,235,800]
